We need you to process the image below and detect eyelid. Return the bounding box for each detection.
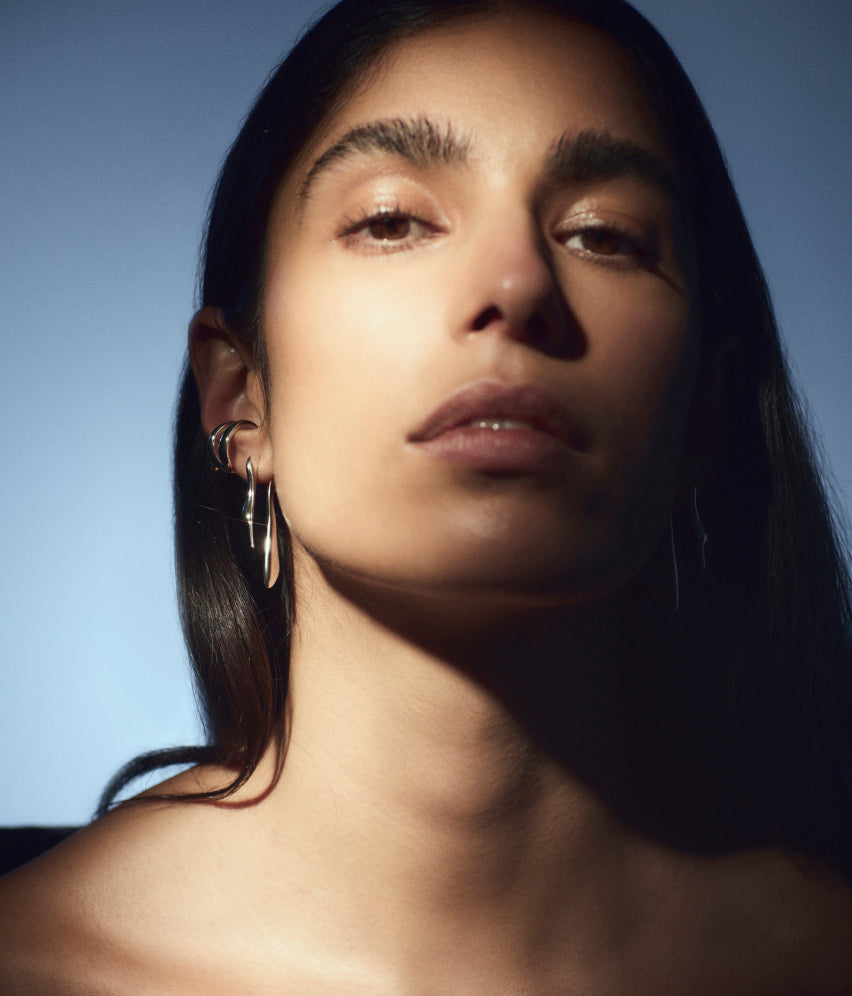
[553,205,645,235]
[332,172,448,219]
[332,174,451,247]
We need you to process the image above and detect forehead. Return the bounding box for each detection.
[301,9,671,174]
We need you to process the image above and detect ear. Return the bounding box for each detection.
[188,306,272,483]
[189,307,281,587]
[682,333,741,490]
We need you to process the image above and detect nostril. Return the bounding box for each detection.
[471,305,502,331]
[466,300,584,358]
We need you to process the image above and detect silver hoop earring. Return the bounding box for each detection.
[206,420,275,588]
[669,487,709,616]
[669,515,680,615]
[693,486,708,570]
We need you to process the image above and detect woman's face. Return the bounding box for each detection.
[260,9,699,603]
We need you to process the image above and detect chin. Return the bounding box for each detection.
[298,528,641,610]
[289,493,662,609]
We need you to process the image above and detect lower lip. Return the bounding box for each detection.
[411,426,573,473]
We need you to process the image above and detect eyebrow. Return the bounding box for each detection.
[299,115,680,205]
[300,116,470,202]
[545,129,681,201]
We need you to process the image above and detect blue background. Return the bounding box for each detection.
[2,0,850,825]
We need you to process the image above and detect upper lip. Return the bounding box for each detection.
[408,380,585,448]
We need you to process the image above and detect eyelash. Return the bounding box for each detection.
[557,223,656,270]
[339,206,656,269]
[340,204,439,252]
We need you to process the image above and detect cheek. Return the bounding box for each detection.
[267,253,430,388]
[576,269,696,440]
[260,257,429,558]
[576,277,699,549]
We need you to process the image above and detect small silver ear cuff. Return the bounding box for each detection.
[208,419,255,473]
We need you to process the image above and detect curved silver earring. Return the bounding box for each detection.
[208,419,255,473]
[669,516,680,615]
[669,487,709,615]
[243,456,274,589]
[693,486,708,570]
[206,420,275,588]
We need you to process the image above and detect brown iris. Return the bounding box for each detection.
[368,215,412,240]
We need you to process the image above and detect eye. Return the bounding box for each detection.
[567,229,637,255]
[562,226,645,260]
[552,212,665,271]
[341,208,438,251]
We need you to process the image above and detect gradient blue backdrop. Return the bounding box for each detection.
[2,0,850,825]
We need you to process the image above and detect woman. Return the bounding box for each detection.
[2,0,851,990]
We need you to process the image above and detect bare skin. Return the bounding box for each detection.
[3,12,851,994]
[2,627,852,995]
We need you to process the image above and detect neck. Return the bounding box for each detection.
[246,549,669,980]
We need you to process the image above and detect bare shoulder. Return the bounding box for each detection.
[776,855,852,977]
[686,847,852,992]
[0,765,253,994]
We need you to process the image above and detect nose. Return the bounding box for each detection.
[459,212,581,357]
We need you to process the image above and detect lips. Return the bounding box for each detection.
[408,381,584,448]
[407,380,585,473]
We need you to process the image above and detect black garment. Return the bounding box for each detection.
[0,826,80,875]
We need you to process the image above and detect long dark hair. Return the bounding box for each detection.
[99,0,852,879]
